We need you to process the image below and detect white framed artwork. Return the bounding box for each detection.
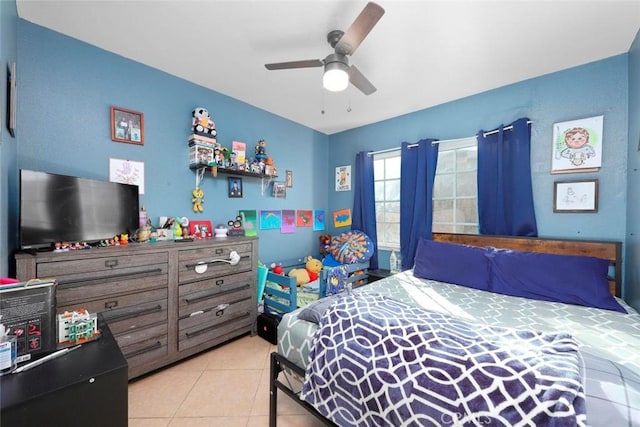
[335,165,351,192]
[551,115,603,173]
[553,180,598,213]
[109,158,145,194]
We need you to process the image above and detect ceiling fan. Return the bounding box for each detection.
[264,2,385,95]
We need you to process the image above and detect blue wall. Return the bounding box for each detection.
[0,0,18,278]
[4,16,639,311]
[328,55,631,288]
[14,20,329,264]
[626,30,640,309]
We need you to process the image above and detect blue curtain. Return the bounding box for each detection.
[400,139,439,270]
[477,117,537,236]
[352,151,379,270]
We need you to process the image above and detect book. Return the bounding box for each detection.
[188,134,217,145]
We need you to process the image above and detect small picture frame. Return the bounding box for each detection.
[273,182,286,198]
[111,106,144,145]
[189,220,213,238]
[228,177,243,198]
[553,179,598,213]
[285,170,293,188]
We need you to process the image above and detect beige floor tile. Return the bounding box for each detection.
[129,368,203,418]
[167,416,249,426]
[202,335,273,371]
[127,418,171,427]
[276,414,328,427]
[174,369,262,417]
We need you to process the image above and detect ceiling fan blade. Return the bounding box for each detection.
[335,2,385,55]
[265,59,323,70]
[349,65,376,95]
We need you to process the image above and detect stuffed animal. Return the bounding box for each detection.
[305,256,322,282]
[192,107,217,137]
[319,234,331,256]
[288,268,310,286]
[270,263,284,275]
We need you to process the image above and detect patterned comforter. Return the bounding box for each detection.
[300,293,586,427]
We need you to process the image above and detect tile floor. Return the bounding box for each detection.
[128,334,326,427]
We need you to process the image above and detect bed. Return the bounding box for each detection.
[269,233,640,427]
[263,258,370,314]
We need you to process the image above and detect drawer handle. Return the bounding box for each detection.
[183,284,250,304]
[58,268,164,287]
[105,300,119,309]
[123,341,162,358]
[187,251,242,273]
[215,303,230,317]
[215,248,224,255]
[104,304,163,322]
[216,279,224,286]
[105,259,118,268]
[185,312,250,338]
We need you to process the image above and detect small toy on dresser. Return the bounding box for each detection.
[57,309,100,346]
[227,215,245,236]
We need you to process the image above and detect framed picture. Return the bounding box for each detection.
[7,62,16,137]
[228,177,243,198]
[189,220,213,238]
[111,106,144,145]
[551,115,603,174]
[273,181,286,198]
[335,165,351,191]
[553,180,598,213]
[285,170,293,188]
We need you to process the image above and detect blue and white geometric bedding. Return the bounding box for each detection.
[278,271,640,426]
[300,293,586,426]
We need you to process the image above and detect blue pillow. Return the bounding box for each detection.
[489,249,626,313]
[413,238,490,290]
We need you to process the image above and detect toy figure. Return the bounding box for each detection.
[255,139,267,160]
[319,234,331,257]
[192,188,205,213]
[192,107,217,137]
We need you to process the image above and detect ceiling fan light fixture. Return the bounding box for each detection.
[323,61,349,92]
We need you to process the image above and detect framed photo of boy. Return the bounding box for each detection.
[228,177,243,198]
[111,106,144,145]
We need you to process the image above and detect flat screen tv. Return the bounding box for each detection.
[19,169,139,249]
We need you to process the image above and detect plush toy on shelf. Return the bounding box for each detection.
[192,107,217,137]
[255,139,267,161]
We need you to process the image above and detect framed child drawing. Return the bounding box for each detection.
[551,115,603,173]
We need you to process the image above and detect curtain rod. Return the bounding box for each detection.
[368,120,532,156]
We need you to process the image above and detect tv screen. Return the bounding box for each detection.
[20,170,139,249]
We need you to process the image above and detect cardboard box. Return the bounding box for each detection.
[0,279,57,360]
[189,142,215,166]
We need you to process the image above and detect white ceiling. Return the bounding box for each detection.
[16,0,640,135]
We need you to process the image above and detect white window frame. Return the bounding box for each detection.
[432,137,479,234]
[373,150,401,251]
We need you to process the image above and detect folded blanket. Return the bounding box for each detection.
[301,293,586,427]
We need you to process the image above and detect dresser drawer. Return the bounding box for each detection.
[56,264,168,306]
[116,322,167,350]
[178,244,253,284]
[37,252,168,278]
[178,297,253,351]
[121,334,168,372]
[179,279,253,318]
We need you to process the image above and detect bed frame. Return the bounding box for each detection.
[269,233,623,426]
[432,233,622,297]
[263,258,370,315]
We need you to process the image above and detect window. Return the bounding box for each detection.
[432,138,478,234]
[373,138,478,249]
[374,151,400,250]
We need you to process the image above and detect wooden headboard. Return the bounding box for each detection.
[432,233,622,297]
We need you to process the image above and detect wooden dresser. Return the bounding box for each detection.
[15,237,258,379]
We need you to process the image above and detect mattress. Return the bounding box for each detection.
[277,271,640,425]
[277,270,640,374]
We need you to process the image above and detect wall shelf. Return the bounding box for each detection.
[191,165,277,196]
